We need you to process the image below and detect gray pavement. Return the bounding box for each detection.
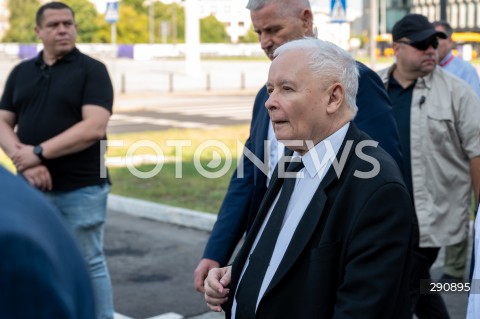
[106,195,227,319]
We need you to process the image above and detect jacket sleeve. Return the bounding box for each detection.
[202,87,269,265]
[333,182,414,319]
[0,236,72,318]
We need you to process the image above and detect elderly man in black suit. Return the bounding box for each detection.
[204,37,415,319]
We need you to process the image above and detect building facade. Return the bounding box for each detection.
[411,0,480,32]
[359,0,480,33]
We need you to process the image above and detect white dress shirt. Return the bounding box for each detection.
[232,123,349,318]
[266,121,285,185]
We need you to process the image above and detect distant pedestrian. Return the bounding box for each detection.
[433,20,480,97]
[0,2,114,318]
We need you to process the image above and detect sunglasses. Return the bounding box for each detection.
[396,37,439,51]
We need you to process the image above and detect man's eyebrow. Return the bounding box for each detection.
[278,79,295,86]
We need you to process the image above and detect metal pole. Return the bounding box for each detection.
[172,4,177,44]
[149,0,154,44]
[380,0,386,35]
[206,73,211,91]
[169,73,174,93]
[111,22,116,60]
[111,23,116,45]
[440,0,447,20]
[370,0,378,69]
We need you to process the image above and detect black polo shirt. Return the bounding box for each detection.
[0,48,113,191]
[387,76,414,196]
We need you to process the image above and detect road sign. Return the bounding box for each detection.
[330,0,347,23]
[105,1,119,24]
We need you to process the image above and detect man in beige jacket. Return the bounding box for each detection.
[377,13,480,319]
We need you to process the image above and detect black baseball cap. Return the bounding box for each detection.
[392,14,447,42]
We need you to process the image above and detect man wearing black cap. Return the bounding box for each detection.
[377,13,480,318]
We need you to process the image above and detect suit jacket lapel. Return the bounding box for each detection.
[264,123,363,295]
[230,165,284,291]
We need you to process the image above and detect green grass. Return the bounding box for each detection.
[109,161,236,213]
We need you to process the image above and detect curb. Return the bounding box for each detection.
[107,194,217,232]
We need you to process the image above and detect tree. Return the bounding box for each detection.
[238,25,258,43]
[200,14,229,43]
[3,0,101,43]
[154,2,185,43]
[122,0,146,15]
[93,4,148,44]
[3,0,40,43]
[62,0,100,42]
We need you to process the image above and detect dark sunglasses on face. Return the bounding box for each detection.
[396,37,439,51]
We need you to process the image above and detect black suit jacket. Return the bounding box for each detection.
[202,62,405,266]
[226,124,415,319]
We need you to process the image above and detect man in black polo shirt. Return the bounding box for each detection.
[0,2,114,318]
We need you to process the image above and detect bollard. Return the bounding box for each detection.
[241,72,245,90]
[169,72,174,93]
[206,73,211,91]
[121,73,126,94]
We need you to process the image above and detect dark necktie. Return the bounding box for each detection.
[235,159,304,319]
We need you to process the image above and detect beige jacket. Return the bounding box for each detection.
[377,65,480,247]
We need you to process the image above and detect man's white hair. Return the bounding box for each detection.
[246,0,311,15]
[274,37,359,117]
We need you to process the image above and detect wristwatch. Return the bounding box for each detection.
[33,144,45,161]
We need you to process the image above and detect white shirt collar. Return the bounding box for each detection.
[293,122,350,179]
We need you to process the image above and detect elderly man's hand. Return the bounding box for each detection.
[194,258,221,293]
[204,266,231,312]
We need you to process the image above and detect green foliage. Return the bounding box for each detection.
[93,4,148,44]
[238,25,258,43]
[200,14,229,43]
[62,0,100,42]
[3,0,100,43]
[115,5,149,44]
[3,0,40,43]
[2,0,233,45]
[154,2,185,43]
[122,0,147,14]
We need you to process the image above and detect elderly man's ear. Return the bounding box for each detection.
[326,83,344,114]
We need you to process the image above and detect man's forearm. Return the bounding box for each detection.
[41,121,104,159]
[41,106,110,160]
[0,120,20,158]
